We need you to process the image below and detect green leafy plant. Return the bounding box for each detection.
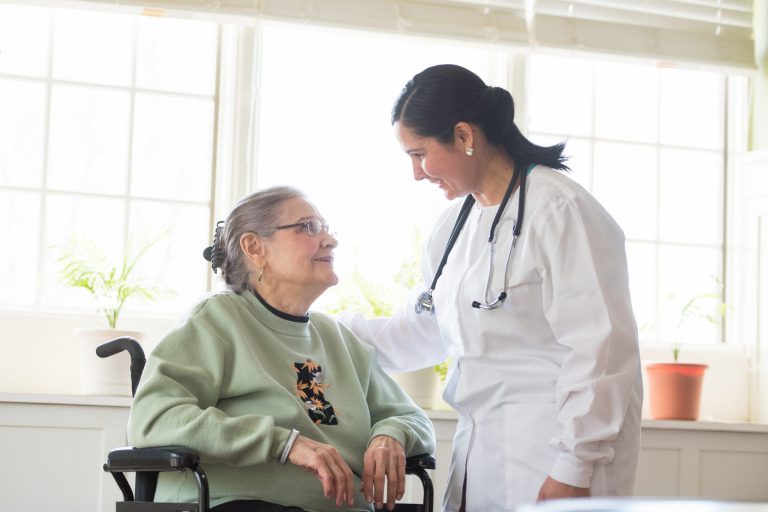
[433,360,449,382]
[673,280,729,363]
[57,234,170,329]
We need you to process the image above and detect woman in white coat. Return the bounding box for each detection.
[340,64,643,511]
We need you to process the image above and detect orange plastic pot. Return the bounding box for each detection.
[645,363,708,420]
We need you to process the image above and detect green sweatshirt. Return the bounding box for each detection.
[127,290,435,511]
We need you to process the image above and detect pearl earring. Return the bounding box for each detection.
[465,147,474,156]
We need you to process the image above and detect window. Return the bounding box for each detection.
[0,4,750,351]
[0,4,219,314]
[526,54,746,347]
[254,21,500,311]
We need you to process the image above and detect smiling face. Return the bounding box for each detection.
[246,197,338,311]
[394,121,477,200]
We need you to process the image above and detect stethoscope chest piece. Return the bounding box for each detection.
[415,289,436,315]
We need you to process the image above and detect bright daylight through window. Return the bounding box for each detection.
[0,4,217,313]
[0,5,748,352]
[526,55,743,347]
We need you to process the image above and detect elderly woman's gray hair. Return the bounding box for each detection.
[208,186,305,293]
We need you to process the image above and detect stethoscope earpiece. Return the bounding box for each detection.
[471,292,507,310]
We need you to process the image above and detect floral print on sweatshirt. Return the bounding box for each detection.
[293,359,338,425]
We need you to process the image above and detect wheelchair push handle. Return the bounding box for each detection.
[96,337,146,397]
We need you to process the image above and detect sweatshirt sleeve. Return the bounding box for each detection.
[127,309,292,466]
[362,351,436,457]
[535,194,641,488]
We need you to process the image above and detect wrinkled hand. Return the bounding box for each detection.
[362,435,406,511]
[287,435,355,507]
[536,476,591,502]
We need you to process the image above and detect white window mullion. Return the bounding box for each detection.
[34,7,55,306]
[245,23,264,196]
[654,68,663,344]
[123,15,139,254]
[206,24,224,292]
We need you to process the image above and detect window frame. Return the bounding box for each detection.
[0,6,757,418]
[521,53,748,350]
[0,5,230,317]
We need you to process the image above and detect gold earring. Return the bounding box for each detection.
[465,147,474,156]
[258,266,264,282]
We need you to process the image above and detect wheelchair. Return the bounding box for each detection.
[98,337,436,512]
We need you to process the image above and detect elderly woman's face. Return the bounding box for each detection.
[262,197,338,295]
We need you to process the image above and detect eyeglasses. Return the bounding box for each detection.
[264,218,333,237]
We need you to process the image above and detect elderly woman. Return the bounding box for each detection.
[127,186,435,512]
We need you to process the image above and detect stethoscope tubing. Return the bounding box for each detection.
[415,162,531,314]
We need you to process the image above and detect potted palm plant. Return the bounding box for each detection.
[645,283,728,420]
[58,234,168,395]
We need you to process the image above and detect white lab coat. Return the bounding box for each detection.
[340,166,643,511]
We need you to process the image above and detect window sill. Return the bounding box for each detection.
[423,407,768,433]
[0,392,132,408]
[5,393,768,435]
[640,417,768,433]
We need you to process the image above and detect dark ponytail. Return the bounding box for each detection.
[392,64,569,172]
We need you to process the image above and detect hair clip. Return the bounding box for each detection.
[203,221,225,274]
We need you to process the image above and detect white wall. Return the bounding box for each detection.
[0,309,175,394]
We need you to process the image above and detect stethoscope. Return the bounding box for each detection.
[415,162,532,314]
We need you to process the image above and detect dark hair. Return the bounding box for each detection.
[392,64,569,172]
[203,186,305,293]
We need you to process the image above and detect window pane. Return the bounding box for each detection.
[659,148,723,245]
[0,4,217,316]
[595,61,657,143]
[52,8,133,87]
[528,55,592,136]
[657,245,722,345]
[40,194,125,306]
[660,68,723,149]
[531,134,592,191]
[136,16,217,95]
[0,78,46,187]
[593,142,657,240]
[0,190,40,304]
[47,84,131,194]
[131,93,214,201]
[128,200,209,312]
[0,4,49,77]
[626,241,657,342]
[256,23,492,305]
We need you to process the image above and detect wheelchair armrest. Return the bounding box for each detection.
[404,454,435,512]
[107,447,434,472]
[104,446,209,509]
[405,453,435,471]
[105,446,201,472]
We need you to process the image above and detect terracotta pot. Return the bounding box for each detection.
[646,362,708,420]
[76,328,145,396]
